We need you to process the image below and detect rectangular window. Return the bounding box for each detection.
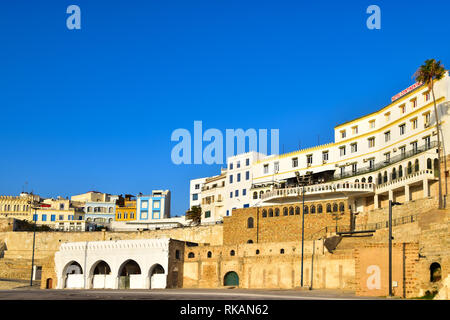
[399,104,406,114]
[229,175,233,183]
[352,126,358,135]
[192,193,198,201]
[424,112,431,126]
[369,120,376,129]
[399,123,406,135]
[322,151,329,162]
[306,154,313,166]
[385,152,391,162]
[340,166,345,177]
[369,158,375,169]
[384,131,391,142]
[352,163,357,173]
[33,214,38,222]
[411,98,417,108]
[51,215,55,221]
[59,215,64,220]
[237,161,240,168]
[292,158,298,168]
[230,192,233,198]
[117,212,122,219]
[246,158,250,166]
[42,214,47,222]
[237,173,241,182]
[411,118,418,129]
[141,200,148,209]
[400,146,406,156]
[339,146,346,157]
[274,161,279,172]
[263,164,269,174]
[242,189,246,196]
[124,212,128,219]
[229,163,233,170]
[245,171,250,180]
[205,211,211,218]
[424,136,431,148]
[351,143,357,153]
[340,130,346,139]
[385,112,391,122]
[424,91,431,102]
[411,141,418,153]
[153,201,160,209]
[195,184,200,190]
[235,190,239,197]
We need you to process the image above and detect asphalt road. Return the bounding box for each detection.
[0,288,383,300]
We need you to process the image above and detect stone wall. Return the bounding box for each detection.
[223,200,351,245]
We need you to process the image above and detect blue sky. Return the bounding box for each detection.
[0,0,449,216]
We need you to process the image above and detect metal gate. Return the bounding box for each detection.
[224,272,239,286]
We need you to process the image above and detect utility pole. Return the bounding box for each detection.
[388,200,401,297]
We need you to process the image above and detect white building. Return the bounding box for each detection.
[54,238,186,290]
[191,72,450,219]
[189,177,206,209]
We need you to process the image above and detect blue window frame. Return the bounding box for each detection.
[243,189,246,196]
[235,190,239,197]
[33,214,37,222]
[246,158,250,166]
[192,193,198,201]
[42,214,47,222]
[229,175,233,183]
[246,171,250,180]
[51,215,56,221]
[230,192,233,198]
[237,173,241,182]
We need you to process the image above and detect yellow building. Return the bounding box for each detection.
[115,195,137,221]
[0,192,41,221]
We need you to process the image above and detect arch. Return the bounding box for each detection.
[188,252,195,258]
[224,271,239,286]
[274,208,280,216]
[108,207,113,213]
[414,159,419,172]
[377,173,382,184]
[149,264,165,276]
[398,165,403,178]
[259,191,264,199]
[247,217,254,228]
[361,177,366,183]
[332,203,338,212]
[230,250,235,256]
[339,202,345,212]
[295,206,300,215]
[368,176,373,183]
[317,204,323,214]
[283,207,288,216]
[207,251,212,258]
[149,263,166,289]
[355,179,359,183]
[430,262,442,282]
[253,192,258,199]
[407,161,412,174]
[383,171,388,183]
[90,260,111,276]
[118,259,141,276]
[45,278,53,289]
[392,167,397,180]
[326,203,332,213]
[289,206,294,215]
[63,261,83,289]
[434,159,440,178]
[427,158,432,169]
[268,208,273,217]
[303,205,308,214]
[262,209,267,218]
[280,248,285,254]
[247,240,253,244]
[310,205,316,214]
[64,261,83,275]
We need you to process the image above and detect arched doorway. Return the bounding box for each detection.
[430,262,442,282]
[46,278,53,289]
[63,261,83,289]
[90,260,112,289]
[224,271,239,287]
[149,264,166,289]
[118,260,142,289]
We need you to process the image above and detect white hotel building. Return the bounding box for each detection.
[190,72,450,222]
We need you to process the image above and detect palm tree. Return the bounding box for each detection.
[186,205,202,225]
[414,59,447,209]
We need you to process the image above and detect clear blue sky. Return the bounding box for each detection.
[1,0,449,216]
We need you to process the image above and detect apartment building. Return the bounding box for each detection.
[191,72,450,221]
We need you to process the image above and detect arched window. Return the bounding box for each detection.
[188,252,195,258]
[303,206,308,214]
[326,204,332,213]
[255,249,260,255]
[339,202,345,212]
[289,207,294,215]
[430,262,441,282]
[398,165,403,178]
[383,171,388,183]
[434,159,440,178]
[230,250,235,256]
[317,204,323,213]
[275,208,280,216]
[333,203,338,212]
[109,207,113,213]
[247,217,254,228]
[361,178,366,183]
[259,191,264,199]
[407,161,412,174]
[368,176,373,183]
[295,206,300,215]
[392,168,397,180]
[247,240,253,244]
[414,159,419,172]
[207,251,212,258]
[283,207,288,216]
[262,209,267,218]
[280,249,285,254]
[310,205,316,214]
[253,192,258,199]
[268,208,274,217]
[377,173,382,184]
[427,158,432,169]
[355,179,359,183]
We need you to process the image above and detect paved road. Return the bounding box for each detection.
[0,288,384,300]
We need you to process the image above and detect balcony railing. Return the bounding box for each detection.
[334,141,438,181]
[261,181,375,201]
[376,169,436,191]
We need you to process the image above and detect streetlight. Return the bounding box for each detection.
[388,200,402,297]
[300,185,305,287]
